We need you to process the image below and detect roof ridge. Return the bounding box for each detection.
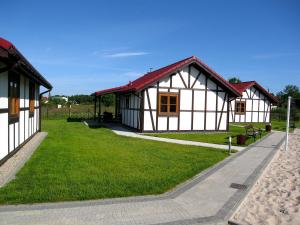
[94,55,241,97]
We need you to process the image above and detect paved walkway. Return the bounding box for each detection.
[86,122,244,151]
[0,131,285,225]
[0,132,47,187]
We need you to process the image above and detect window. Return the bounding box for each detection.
[125,96,130,109]
[29,81,35,116]
[235,101,246,114]
[8,72,20,122]
[158,93,179,116]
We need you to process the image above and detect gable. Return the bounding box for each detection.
[154,64,227,92]
[94,56,240,97]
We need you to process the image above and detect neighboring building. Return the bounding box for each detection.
[229,81,278,123]
[93,56,241,132]
[0,37,52,164]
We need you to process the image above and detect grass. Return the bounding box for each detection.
[0,120,228,205]
[232,120,299,132]
[145,125,269,146]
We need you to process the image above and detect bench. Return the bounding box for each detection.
[244,125,262,141]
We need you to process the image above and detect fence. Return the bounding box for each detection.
[41,104,115,120]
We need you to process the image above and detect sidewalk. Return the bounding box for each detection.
[0,132,47,187]
[0,131,285,225]
[87,122,244,151]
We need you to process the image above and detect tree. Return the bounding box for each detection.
[101,94,114,107]
[277,85,300,107]
[228,77,241,84]
[68,95,94,104]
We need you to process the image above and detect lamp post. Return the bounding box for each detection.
[228,136,232,154]
[285,96,291,151]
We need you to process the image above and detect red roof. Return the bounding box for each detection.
[0,37,13,50]
[0,37,52,89]
[94,56,241,96]
[231,81,278,103]
[231,81,256,93]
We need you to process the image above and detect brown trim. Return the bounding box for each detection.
[226,95,229,131]
[0,108,9,113]
[178,71,187,88]
[9,116,19,124]
[20,107,30,111]
[264,103,270,122]
[156,82,159,131]
[188,65,191,88]
[251,98,254,122]
[191,89,194,130]
[235,100,246,115]
[245,89,250,98]
[177,89,181,130]
[158,93,179,116]
[139,90,145,132]
[170,74,173,88]
[215,85,218,130]
[204,76,208,130]
[29,112,34,118]
[217,93,227,130]
[146,89,155,131]
[258,92,260,121]
[191,71,201,88]
[251,88,257,98]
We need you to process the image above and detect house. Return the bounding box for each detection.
[0,37,52,164]
[229,81,278,123]
[93,56,241,132]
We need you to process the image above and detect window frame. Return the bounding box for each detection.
[29,81,35,117]
[235,101,246,115]
[8,72,20,124]
[158,93,179,116]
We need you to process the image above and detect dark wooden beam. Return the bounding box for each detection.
[146,89,155,131]
[178,71,187,88]
[191,72,202,89]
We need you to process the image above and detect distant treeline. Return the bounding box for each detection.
[46,94,115,106]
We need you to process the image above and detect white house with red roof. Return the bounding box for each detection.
[93,56,242,132]
[229,81,278,123]
[0,37,52,164]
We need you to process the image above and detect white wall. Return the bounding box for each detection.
[0,72,40,162]
[120,93,141,129]
[0,71,8,160]
[229,87,271,123]
[142,65,229,132]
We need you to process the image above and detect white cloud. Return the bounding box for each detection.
[104,52,149,58]
[252,52,299,60]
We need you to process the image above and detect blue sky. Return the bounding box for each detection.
[1,0,300,95]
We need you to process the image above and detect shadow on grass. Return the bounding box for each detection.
[67,117,84,122]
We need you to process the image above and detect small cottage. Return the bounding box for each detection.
[229,81,278,123]
[0,37,52,164]
[93,56,241,132]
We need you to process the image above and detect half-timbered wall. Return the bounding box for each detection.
[229,86,271,123]
[143,65,229,132]
[119,93,141,129]
[0,71,40,162]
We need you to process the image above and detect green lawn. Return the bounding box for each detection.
[0,120,228,205]
[232,120,298,132]
[145,125,269,146]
